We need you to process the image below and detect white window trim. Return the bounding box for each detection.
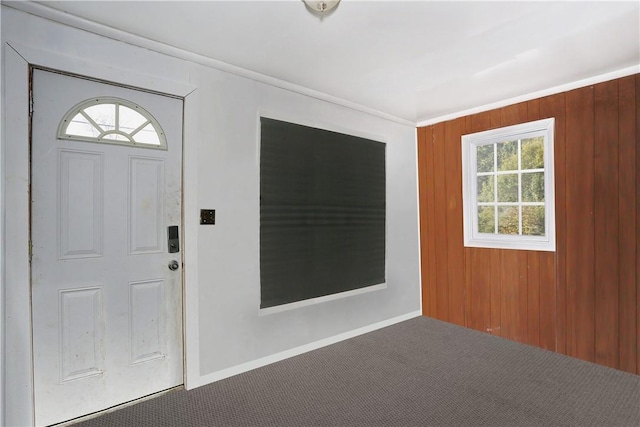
[461,118,555,252]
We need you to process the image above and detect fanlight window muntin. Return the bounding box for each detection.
[57,97,167,150]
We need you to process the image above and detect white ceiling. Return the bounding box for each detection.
[26,1,640,123]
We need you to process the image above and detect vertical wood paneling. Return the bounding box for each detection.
[540,92,566,354]
[490,109,502,130]
[501,102,528,127]
[470,111,493,133]
[532,95,557,353]
[500,251,521,342]
[432,122,449,322]
[444,118,465,326]
[527,252,541,347]
[528,99,541,121]
[417,127,431,317]
[467,249,492,332]
[539,252,556,351]
[617,75,637,374]
[594,80,620,368]
[517,251,530,344]
[424,126,439,319]
[464,248,476,330]
[417,74,638,374]
[565,86,595,362]
[490,249,502,336]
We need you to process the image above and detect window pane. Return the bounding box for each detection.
[498,206,519,235]
[65,113,100,138]
[84,104,115,131]
[102,133,129,142]
[521,137,544,169]
[522,206,545,236]
[59,99,166,149]
[477,175,494,202]
[476,144,494,173]
[134,123,161,145]
[478,206,495,233]
[497,140,518,171]
[497,174,518,202]
[119,105,147,133]
[522,172,544,202]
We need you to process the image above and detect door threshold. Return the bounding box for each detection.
[54,385,184,427]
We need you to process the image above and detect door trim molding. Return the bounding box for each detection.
[8,41,196,98]
[2,43,33,427]
[2,41,199,426]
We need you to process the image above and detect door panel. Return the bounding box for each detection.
[129,157,165,254]
[59,150,104,259]
[59,287,104,381]
[31,69,184,426]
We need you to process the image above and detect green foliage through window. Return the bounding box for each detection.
[475,138,545,237]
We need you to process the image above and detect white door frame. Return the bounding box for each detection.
[2,41,201,426]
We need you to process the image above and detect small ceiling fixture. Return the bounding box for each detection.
[304,0,340,14]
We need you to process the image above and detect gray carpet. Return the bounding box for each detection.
[74,317,640,427]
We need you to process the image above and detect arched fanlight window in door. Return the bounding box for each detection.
[57,97,167,149]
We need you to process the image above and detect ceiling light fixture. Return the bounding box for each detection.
[303,0,340,14]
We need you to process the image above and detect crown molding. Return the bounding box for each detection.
[4,1,415,127]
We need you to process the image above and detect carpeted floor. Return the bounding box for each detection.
[73,316,640,427]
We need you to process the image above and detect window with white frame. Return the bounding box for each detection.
[57,97,167,149]
[461,118,555,251]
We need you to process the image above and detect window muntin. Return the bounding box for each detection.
[462,118,555,251]
[57,97,166,149]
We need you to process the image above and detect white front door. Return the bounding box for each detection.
[31,69,184,426]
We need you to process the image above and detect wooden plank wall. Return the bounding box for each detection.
[417,74,639,374]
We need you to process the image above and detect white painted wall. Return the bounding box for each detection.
[194,72,420,378]
[1,6,420,425]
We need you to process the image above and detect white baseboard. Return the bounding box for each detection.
[188,310,422,389]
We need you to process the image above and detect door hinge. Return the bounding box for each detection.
[29,240,33,261]
[29,97,34,118]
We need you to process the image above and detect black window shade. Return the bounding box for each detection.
[260,118,386,309]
